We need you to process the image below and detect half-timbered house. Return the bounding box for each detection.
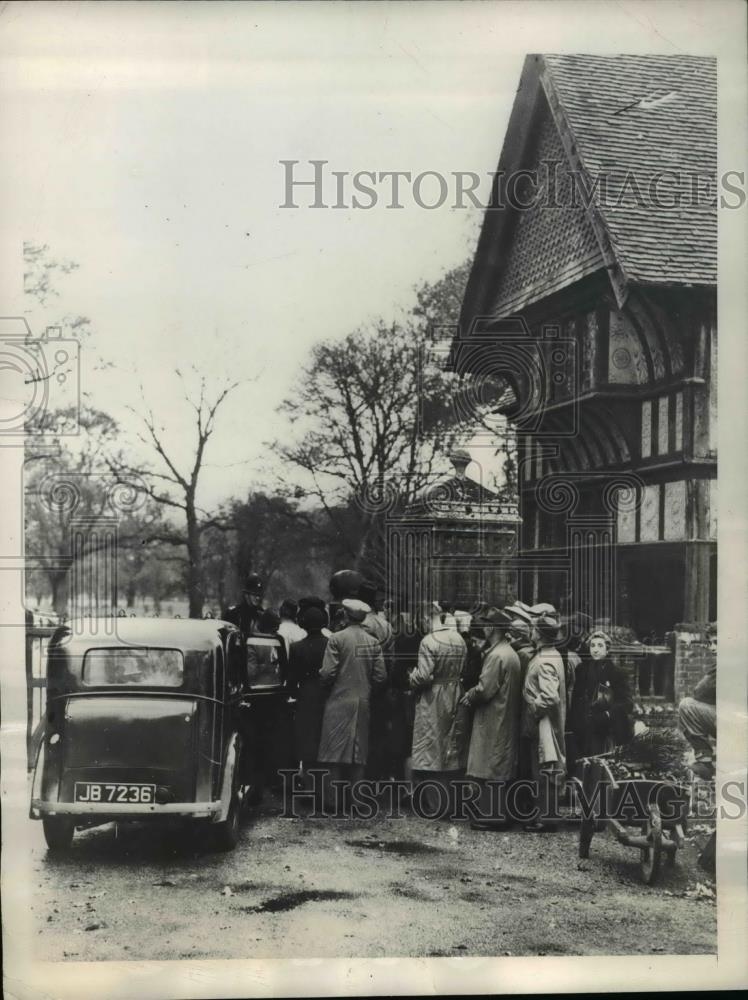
[454,54,717,642]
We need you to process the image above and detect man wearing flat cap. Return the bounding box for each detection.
[317,599,387,809]
[461,608,522,827]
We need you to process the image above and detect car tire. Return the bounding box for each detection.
[209,759,242,852]
[43,817,75,852]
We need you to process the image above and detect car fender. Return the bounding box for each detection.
[213,730,241,824]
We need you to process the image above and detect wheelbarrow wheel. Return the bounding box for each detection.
[578,817,595,859]
[640,804,663,885]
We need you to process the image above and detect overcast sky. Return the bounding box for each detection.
[0,0,738,509]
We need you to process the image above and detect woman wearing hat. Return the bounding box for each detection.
[522,612,567,831]
[287,606,330,803]
[461,608,522,828]
[568,630,634,766]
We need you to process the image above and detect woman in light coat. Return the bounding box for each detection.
[318,600,387,810]
[409,608,468,817]
[522,613,567,832]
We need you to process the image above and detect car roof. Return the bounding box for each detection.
[50,616,238,654]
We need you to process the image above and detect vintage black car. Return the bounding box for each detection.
[29,617,261,852]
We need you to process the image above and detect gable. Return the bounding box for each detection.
[491,96,605,318]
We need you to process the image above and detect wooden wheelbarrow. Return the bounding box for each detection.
[574,756,690,886]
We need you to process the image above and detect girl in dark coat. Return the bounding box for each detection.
[287,607,329,794]
[569,630,634,768]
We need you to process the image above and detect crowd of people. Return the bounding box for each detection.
[223,571,644,827]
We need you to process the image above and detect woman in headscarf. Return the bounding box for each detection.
[287,606,330,803]
[569,630,634,764]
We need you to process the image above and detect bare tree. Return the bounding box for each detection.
[276,317,463,580]
[111,372,243,618]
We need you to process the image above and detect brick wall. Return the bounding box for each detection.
[673,622,716,703]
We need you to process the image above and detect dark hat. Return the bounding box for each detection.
[535,612,561,642]
[243,572,264,595]
[300,606,328,631]
[329,569,364,601]
[358,580,378,607]
[257,609,280,633]
[475,606,514,629]
[298,595,327,612]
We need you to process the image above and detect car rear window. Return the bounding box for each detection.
[82,647,184,687]
[246,635,284,689]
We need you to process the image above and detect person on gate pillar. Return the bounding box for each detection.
[522,612,566,832]
[223,572,265,636]
[461,608,522,829]
[409,604,469,819]
[317,599,387,813]
[678,629,717,781]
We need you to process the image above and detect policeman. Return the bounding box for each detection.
[223,572,265,636]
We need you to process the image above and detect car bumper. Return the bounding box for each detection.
[30,799,221,819]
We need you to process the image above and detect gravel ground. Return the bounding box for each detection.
[31,795,716,961]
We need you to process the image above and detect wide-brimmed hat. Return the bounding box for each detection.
[475,606,514,629]
[342,598,371,622]
[530,602,557,618]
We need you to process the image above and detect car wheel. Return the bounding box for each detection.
[43,817,75,853]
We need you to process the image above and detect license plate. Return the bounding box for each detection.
[74,782,156,804]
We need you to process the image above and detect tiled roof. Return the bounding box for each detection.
[459,54,717,333]
[542,54,717,288]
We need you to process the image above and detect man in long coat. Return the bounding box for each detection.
[462,608,522,827]
[318,599,386,809]
[522,612,567,831]
[409,608,468,817]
